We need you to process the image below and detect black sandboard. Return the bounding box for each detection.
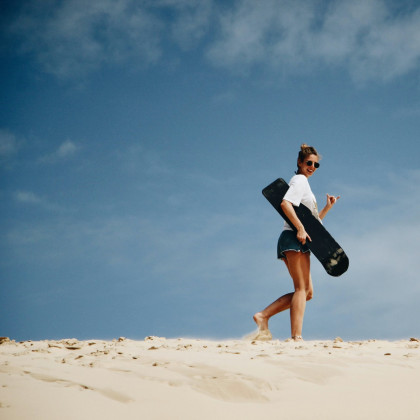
[262,178,349,277]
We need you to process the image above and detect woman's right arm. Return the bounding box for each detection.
[281,200,311,244]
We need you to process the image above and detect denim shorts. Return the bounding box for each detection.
[277,229,310,260]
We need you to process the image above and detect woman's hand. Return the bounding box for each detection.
[297,227,311,245]
[326,193,340,210]
[281,200,312,244]
[319,193,340,220]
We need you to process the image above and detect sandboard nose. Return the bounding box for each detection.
[324,249,349,277]
[327,262,349,276]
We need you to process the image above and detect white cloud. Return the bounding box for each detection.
[39,140,79,163]
[9,0,163,79]
[14,190,64,213]
[207,0,420,82]
[0,129,19,157]
[7,0,420,82]
[56,140,78,158]
[154,0,213,50]
[14,191,43,204]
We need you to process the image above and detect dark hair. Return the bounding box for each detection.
[296,143,319,174]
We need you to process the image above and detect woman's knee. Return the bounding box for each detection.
[294,282,313,300]
[306,289,313,301]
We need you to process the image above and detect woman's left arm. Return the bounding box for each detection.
[319,194,340,220]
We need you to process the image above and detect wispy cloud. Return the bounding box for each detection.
[0,129,19,157]
[14,191,43,205]
[55,140,78,158]
[39,140,79,163]
[7,0,420,83]
[207,0,420,83]
[9,0,163,79]
[13,190,64,213]
[154,0,213,50]
[12,190,71,215]
[13,190,62,212]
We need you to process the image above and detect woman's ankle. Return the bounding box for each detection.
[253,312,269,330]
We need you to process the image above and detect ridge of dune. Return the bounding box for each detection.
[1,336,419,419]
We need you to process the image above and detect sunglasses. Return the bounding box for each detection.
[305,160,320,168]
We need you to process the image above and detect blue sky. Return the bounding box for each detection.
[1,0,420,341]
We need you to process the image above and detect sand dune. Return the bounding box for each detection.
[1,336,419,419]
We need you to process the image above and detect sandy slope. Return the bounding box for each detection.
[1,336,419,420]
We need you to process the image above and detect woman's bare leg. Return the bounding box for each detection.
[253,292,294,330]
[253,252,313,339]
[285,251,312,338]
[253,259,297,330]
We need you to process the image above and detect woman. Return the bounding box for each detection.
[253,144,340,341]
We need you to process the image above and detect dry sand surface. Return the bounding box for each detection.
[1,335,419,420]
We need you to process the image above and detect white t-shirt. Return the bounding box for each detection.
[283,174,320,231]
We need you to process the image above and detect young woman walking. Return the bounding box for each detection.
[253,144,340,341]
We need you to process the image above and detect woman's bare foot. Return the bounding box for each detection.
[253,329,272,341]
[253,311,269,331]
[285,335,304,342]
